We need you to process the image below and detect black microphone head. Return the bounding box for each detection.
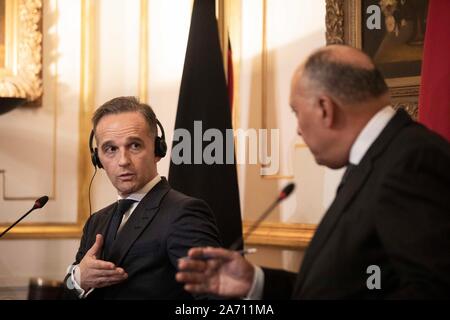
[34,196,49,209]
[278,183,295,201]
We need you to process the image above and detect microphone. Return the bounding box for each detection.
[181,184,295,260]
[229,183,295,250]
[0,196,49,238]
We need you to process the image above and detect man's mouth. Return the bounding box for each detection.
[118,173,135,181]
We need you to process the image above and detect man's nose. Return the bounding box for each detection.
[297,126,302,136]
[118,149,131,166]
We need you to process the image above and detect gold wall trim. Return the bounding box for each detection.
[243,221,315,249]
[228,0,241,131]
[258,0,293,179]
[77,0,96,226]
[260,0,267,129]
[0,224,83,239]
[139,0,148,103]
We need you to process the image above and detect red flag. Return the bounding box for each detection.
[418,0,450,141]
[227,37,234,110]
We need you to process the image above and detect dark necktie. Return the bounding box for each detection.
[104,199,136,257]
[336,164,357,194]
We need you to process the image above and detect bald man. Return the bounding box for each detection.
[176,45,450,299]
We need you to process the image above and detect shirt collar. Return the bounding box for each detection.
[117,174,161,202]
[349,106,396,165]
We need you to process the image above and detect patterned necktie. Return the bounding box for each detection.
[336,164,357,194]
[103,199,136,257]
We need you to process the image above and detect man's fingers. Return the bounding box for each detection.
[202,247,237,260]
[205,259,223,274]
[184,283,210,294]
[90,259,116,270]
[91,267,127,278]
[178,257,207,272]
[86,234,104,256]
[94,275,128,288]
[187,247,208,259]
[188,247,236,261]
[176,271,207,285]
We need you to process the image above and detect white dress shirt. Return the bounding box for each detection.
[68,175,162,298]
[348,106,396,165]
[246,106,396,299]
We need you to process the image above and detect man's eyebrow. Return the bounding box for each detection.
[100,140,115,149]
[99,136,146,149]
[126,136,145,143]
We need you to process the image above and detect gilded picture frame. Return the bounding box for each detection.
[325,0,427,119]
[0,0,43,101]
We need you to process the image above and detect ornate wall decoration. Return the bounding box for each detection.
[0,0,43,101]
[325,0,344,44]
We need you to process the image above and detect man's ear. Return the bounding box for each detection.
[317,95,338,128]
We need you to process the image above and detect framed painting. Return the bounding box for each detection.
[326,0,428,118]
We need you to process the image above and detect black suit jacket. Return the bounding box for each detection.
[263,109,450,299]
[63,177,221,299]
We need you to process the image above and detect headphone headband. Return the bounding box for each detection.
[155,119,167,158]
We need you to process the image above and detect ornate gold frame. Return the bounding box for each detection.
[0,0,43,101]
[326,0,419,118]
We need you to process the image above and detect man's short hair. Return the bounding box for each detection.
[92,96,157,137]
[302,49,388,104]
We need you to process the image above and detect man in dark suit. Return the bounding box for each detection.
[176,45,450,299]
[64,96,221,299]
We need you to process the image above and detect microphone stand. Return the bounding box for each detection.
[0,207,35,238]
[0,196,49,238]
[229,199,282,251]
[229,183,295,251]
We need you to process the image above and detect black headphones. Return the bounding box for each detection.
[89,119,167,169]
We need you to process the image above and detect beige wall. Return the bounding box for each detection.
[0,0,343,296]
[0,0,82,292]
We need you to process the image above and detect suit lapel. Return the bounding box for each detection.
[106,178,171,265]
[295,159,373,288]
[293,109,412,296]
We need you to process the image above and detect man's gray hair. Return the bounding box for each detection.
[302,50,388,104]
[92,96,157,137]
